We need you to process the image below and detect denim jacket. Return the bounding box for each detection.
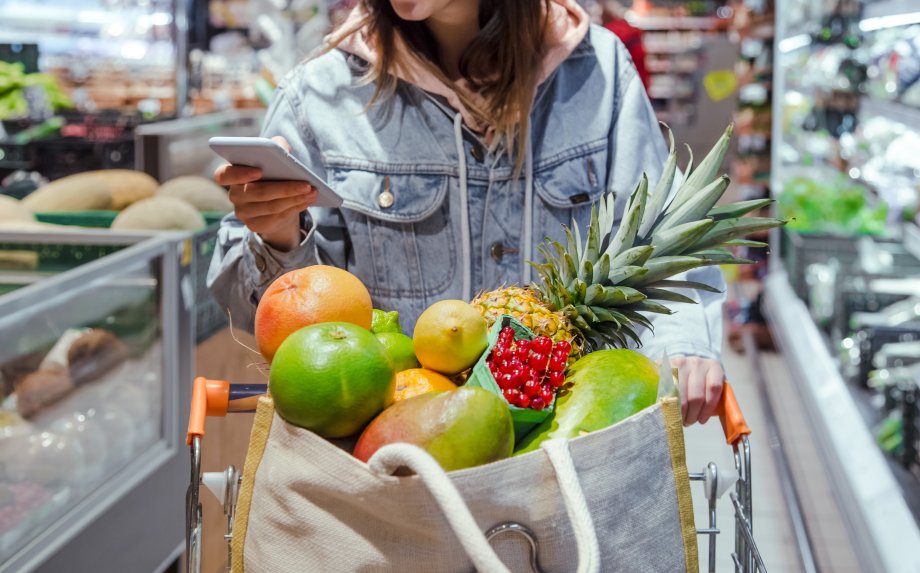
[208,26,726,361]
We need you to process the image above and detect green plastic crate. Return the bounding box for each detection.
[35,211,226,227]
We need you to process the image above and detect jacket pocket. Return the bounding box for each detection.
[325,160,457,299]
[532,140,610,246]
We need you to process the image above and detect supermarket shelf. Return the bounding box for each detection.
[905,221,920,261]
[863,0,920,22]
[860,96,920,129]
[763,271,920,573]
[644,43,704,54]
[627,16,720,30]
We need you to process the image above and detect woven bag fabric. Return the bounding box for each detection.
[231,396,697,572]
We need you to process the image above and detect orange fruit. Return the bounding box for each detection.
[269,322,395,437]
[254,265,372,361]
[394,368,457,402]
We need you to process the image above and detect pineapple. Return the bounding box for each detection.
[472,124,783,357]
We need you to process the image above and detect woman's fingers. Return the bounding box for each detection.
[236,194,314,220]
[672,356,724,426]
[683,358,706,426]
[698,364,725,425]
[229,181,316,205]
[215,163,262,186]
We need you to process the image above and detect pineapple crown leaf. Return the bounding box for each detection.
[708,198,774,220]
[657,176,729,232]
[646,279,723,294]
[640,287,697,305]
[640,126,678,238]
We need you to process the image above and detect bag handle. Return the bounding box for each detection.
[368,440,599,573]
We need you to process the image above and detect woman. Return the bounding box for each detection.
[209,0,725,426]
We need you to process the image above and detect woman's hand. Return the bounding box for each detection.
[670,356,724,426]
[214,136,317,252]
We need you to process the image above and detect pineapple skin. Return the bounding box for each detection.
[471,286,585,358]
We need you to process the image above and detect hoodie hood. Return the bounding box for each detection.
[327,0,590,133]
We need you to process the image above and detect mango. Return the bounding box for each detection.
[515,349,659,454]
[353,387,513,471]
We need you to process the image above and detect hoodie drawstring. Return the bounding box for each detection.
[522,137,534,285]
[453,113,472,301]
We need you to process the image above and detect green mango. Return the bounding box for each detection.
[515,349,659,454]
[354,387,513,472]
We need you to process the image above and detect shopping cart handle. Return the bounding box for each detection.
[715,382,751,446]
[186,377,268,445]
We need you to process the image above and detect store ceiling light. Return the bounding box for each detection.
[779,34,811,53]
[860,12,920,32]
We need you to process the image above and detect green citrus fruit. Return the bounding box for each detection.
[413,300,488,375]
[371,309,402,334]
[269,322,395,437]
[375,332,421,372]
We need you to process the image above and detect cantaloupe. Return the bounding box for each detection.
[111,197,206,231]
[155,176,233,213]
[0,196,35,222]
[22,170,159,212]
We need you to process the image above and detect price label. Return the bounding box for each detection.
[703,70,737,102]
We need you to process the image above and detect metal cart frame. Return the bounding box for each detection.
[185,379,766,572]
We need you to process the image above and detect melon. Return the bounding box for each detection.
[155,176,232,213]
[22,170,158,212]
[111,197,206,231]
[0,196,35,222]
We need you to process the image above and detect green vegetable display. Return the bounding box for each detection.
[0,61,72,119]
[778,175,887,235]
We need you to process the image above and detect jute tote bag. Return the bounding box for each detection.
[231,395,698,572]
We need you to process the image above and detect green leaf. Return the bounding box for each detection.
[641,287,697,305]
[603,175,647,258]
[722,239,769,248]
[589,306,621,324]
[581,203,601,266]
[578,258,594,283]
[621,256,706,286]
[640,126,678,239]
[564,226,581,265]
[691,217,784,251]
[575,304,599,322]
[611,245,655,269]
[692,250,755,265]
[644,279,723,294]
[649,219,715,257]
[608,265,648,285]
[618,309,654,331]
[708,198,773,220]
[635,300,674,315]
[669,124,733,212]
[592,253,611,285]
[658,176,729,231]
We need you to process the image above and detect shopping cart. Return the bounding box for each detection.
[185,378,766,573]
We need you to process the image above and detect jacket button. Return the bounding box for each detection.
[471,144,485,163]
[490,243,519,262]
[377,190,394,209]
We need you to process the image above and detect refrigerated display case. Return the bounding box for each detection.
[0,233,192,573]
[768,0,920,570]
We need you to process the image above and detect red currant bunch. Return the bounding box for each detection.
[486,327,571,411]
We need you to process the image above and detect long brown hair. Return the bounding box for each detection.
[328,1,550,167]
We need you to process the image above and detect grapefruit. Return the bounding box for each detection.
[394,368,457,402]
[269,322,394,437]
[254,265,372,362]
[375,332,421,373]
[413,300,488,375]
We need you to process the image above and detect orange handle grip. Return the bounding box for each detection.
[715,382,750,446]
[186,377,231,445]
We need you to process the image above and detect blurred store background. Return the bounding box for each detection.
[0,1,919,572]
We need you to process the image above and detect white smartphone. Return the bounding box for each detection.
[208,136,343,208]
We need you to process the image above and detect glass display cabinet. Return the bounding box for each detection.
[0,233,192,573]
[766,1,920,570]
